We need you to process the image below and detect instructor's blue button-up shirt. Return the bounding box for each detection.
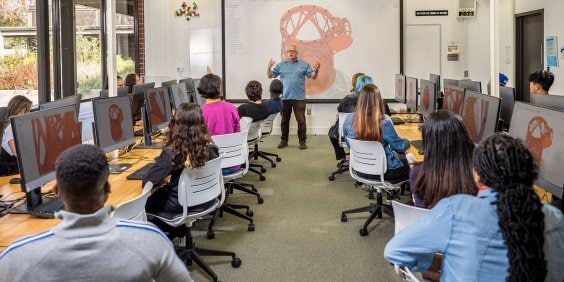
[272,59,314,100]
[384,188,564,282]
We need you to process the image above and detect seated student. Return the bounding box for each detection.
[198,74,240,135]
[124,73,141,93]
[529,69,555,95]
[410,110,477,208]
[329,74,372,166]
[343,84,410,180]
[102,75,124,90]
[0,144,192,281]
[143,103,219,215]
[385,134,564,282]
[265,79,283,114]
[1,95,32,175]
[238,80,271,122]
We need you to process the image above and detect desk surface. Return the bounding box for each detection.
[0,148,161,250]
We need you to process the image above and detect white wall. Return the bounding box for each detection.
[515,0,564,95]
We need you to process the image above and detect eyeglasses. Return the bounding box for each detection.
[286,50,297,53]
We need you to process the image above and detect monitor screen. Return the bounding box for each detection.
[442,85,465,115]
[179,78,195,93]
[509,102,564,198]
[39,95,81,118]
[394,74,406,103]
[405,77,418,112]
[144,86,172,133]
[131,82,156,121]
[100,87,129,98]
[418,79,436,118]
[92,96,135,153]
[161,79,177,88]
[429,74,441,93]
[459,80,482,93]
[169,83,189,108]
[499,86,516,131]
[443,78,459,88]
[11,105,81,192]
[461,90,500,143]
[529,94,564,112]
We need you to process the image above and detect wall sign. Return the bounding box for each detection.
[415,10,448,16]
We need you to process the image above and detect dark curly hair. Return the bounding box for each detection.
[414,110,477,207]
[55,144,109,203]
[528,69,554,92]
[473,134,546,281]
[245,80,263,102]
[269,79,283,98]
[125,73,139,93]
[165,103,211,168]
[197,74,222,99]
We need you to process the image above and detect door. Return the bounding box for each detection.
[404,24,441,80]
[516,10,543,102]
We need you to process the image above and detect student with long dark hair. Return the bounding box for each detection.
[143,103,219,214]
[1,95,32,175]
[385,134,564,281]
[124,73,141,93]
[342,84,410,180]
[411,110,477,208]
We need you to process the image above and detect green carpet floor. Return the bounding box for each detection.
[187,135,402,281]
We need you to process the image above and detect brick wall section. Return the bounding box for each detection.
[137,0,145,76]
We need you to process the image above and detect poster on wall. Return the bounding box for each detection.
[546,36,558,67]
[222,0,401,102]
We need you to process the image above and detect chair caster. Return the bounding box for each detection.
[359,228,369,236]
[231,257,242,268]
[259,176,265,181]
[260,168,267,173]
[207,230,215,239]
[328,175,335,181]
[340,214,347,222]
[246,210,254,217]
[271,163,276,168]
[368,193,375,200]
[257,197,264,204]
[248,224,255,231]
[276,157,282,162]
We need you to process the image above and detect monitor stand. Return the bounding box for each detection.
[11,188,58,214]
[136,107,163,149]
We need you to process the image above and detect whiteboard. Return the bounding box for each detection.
[223,0,401,101]
[404,24,441,81]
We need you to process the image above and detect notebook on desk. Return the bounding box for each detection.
[126,162,155,180]
[410,139,424,155]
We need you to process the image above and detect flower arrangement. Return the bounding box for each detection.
[174,2,200,21]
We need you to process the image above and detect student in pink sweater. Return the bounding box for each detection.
[197,74,240,135]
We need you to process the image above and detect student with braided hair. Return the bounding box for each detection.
[384,134,564,281]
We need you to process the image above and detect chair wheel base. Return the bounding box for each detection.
[207,231,215,239]
[260,168,267,173]
[259,176,266,181]
[340,214,347,222]
[246,210,254,217]
[271,163,276,168]
[276,157,282,162]
[248,224,255,231]
[359,228,369,236]
[328,175,335,181]
[257,197,264,204]
[231,257,242,268]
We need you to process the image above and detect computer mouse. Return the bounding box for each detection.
[9,178,21,185]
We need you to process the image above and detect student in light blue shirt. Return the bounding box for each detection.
[384,134,564,282]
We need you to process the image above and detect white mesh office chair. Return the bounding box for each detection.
[239,116,252,132]
[246,120,266,181]
[146,156,241,282]
[328,112,353,181]
[340,138,408,236]
[112,182,153,221]
[253,113,281,168]
[391,201,429,282]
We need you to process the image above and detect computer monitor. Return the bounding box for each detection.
[429,74,441,93]
[394,74,406,103]
[418,79,436,118]
[100,86,129,98]
[11,104,81,209]
[161,79,177,88]
[459,80,482,93]
[499,86,516,131]
[179,78,195,93]
[405,77,418,112]
[443,78,459,88]
[442,85,466,115]
[144,86,172,135]
[39,94,82,118]
[461,90,501,143]
[130,82,156,121]
[92,96,135,153]
[169,83,190,109]
[530,94,564,112]
[509,102,564,198]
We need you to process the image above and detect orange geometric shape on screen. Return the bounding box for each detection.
[525,116,553,165]
[396,79,404,100]
[109,104,124,141]
[280,5,353,95]
[422,86,430,110]
[443,88,464,113]
[148,91,166,126]
[462,97,489,142]
[32,111,81,175]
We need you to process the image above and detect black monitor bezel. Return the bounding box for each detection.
[39,94,81,119]
[529,93,564,112]
[459,80,482,93]
[143,86,172,134]
[499,86,516,131]
[91,96,136,153]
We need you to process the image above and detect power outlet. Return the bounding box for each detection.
[464,70,469,77]
[306,108,312,115]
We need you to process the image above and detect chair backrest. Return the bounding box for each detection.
[338,112,353,147]
[112,182,153,221]
[211,131,249,169]
[260,113,278,137]
[178,156,225,209]
[239,116,252,132]
[247,120,262,145]
[347,138,387,177]
[391,201,429,234]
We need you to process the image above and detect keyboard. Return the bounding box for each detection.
[126,162,155,180]
[410,140,424,155]
[28,197,64,218]
[391,117,405,125]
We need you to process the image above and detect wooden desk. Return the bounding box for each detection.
[0,148,161,251]
[395,120,424,159]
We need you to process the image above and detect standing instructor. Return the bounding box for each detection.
[267,44,320,149]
